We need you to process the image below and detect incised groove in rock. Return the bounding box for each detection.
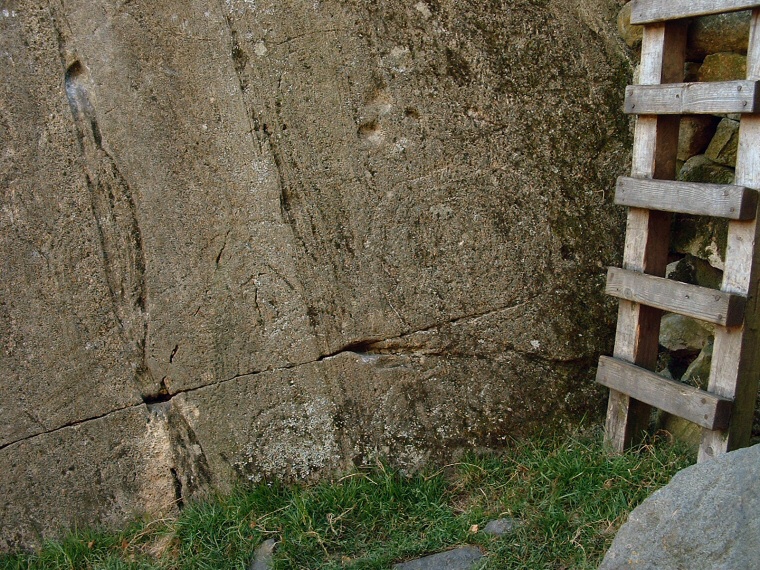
[64,58,152,395]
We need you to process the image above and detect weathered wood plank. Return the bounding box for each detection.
[605,22,687,452]
[700,8,760,461]
[631,0,760,25]
[606,267,747,326]
[615,177,758,220]
[597,356,733,431]
[625,81,760,115]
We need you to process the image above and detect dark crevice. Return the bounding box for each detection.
[316,297,542,361]
[142,392,172,405]
[169,468,184,508]
[49,1,72,69]
[215,230,230,268]
[229,29,248,80]
[273,146,294,221]
[3,301,550,452]
[142,378,172,405]
[0,403,140,452]
[65,61,102,151]
[255,86,295,226]
[317,338,386,361]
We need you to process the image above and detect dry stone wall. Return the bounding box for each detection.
[619,4,760,446]
[1,0,631,550]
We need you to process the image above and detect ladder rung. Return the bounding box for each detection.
[625,81,760,115]
[616,177,758,220]
[596,356,733,430]
[631,0,760,25]
[606,267,746,326]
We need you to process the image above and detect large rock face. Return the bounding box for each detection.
[0,0,630,550]
[600,444,760,570]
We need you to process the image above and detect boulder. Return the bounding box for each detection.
[687,11,751,61]
[677,116,719,162]
[658,314,713,356]
[657,314,713,385]
[697,52,747,82]
[169,347,599,486]
[0,0,630,549]
[680,338,713,390]
[666,255,723,290]
[674,156,732,270]
[249,539,277,570]
[678,154,735,186]
[705,118,740,168]
[599,444,760,570]
[671,213,728,271]
[617,2,643,48]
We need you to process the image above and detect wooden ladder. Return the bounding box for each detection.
[597,0,760,462]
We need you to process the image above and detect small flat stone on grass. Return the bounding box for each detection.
[249,538,277,570]
[393,546,483,569]
[482,518,519,536]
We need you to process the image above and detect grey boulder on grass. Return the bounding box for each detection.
[599,444,760,570]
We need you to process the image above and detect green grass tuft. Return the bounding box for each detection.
[0,430,693,570]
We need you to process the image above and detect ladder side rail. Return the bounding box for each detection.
[604,21,686,451]
[700,8,760,460]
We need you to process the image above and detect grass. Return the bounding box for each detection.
[0,429,694,570]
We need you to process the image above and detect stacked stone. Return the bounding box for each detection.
[619,5,759,445]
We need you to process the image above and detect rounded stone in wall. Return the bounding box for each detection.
[687,11,751,61]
